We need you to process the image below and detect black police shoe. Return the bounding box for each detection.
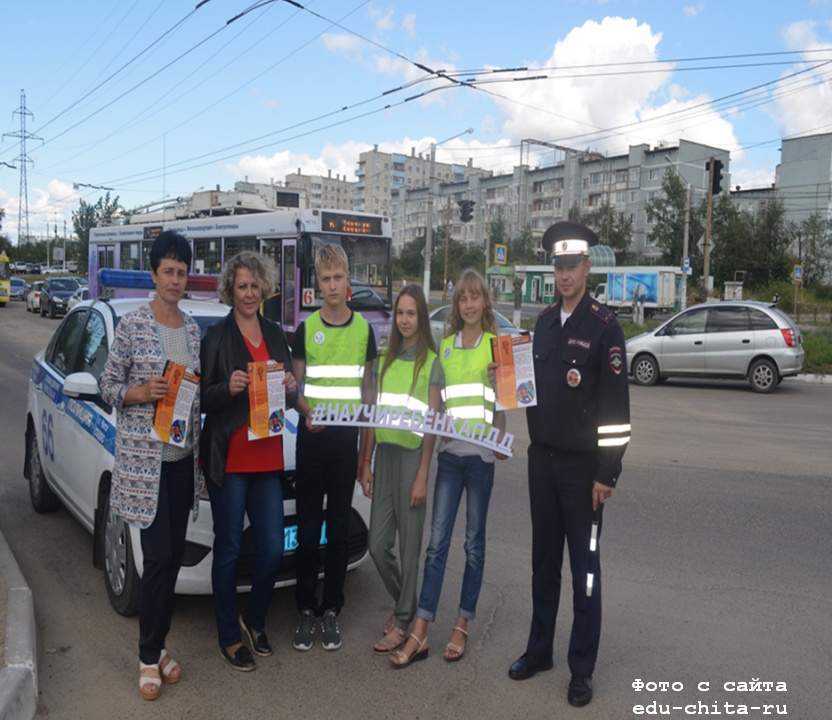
[508,652,554,681]
[568,674,593,706]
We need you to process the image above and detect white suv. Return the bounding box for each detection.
[25,298,371,615]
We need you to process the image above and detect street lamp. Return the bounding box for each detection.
[423,128,474,295]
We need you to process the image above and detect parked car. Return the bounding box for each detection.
[40,276,80,318]
[626,300,804,393]
[25,298,371,615]
[31,263,42,274]
[43,265,68,275]
[13,261,29,274]
[428,304,532,348]
[66,286,90,310]
[10,277,30,300]
[26,281,45,312]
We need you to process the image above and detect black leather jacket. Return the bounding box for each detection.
[200,312,297,487]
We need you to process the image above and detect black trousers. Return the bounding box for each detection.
[294,425,358,615]
[525,444,603,677]
[138,455,193,665]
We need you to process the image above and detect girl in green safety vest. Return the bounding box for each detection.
[390,269,507,668]
[359,285,443,655]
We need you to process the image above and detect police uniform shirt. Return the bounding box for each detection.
[526,290,630,487]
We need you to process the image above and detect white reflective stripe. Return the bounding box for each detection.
[483,387,496,402]
[305,364,365,379]
[304,384,363,400]
[442,383,488,401]
[448,406,494,423]
[377,392,429,413]
[598,436,630,447]
[598,423,632,434]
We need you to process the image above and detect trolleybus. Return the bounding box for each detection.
[89,208,393,346]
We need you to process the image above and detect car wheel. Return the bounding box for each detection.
[49,301,56,319]
[28,429,61,513]
[102,483,141,616]
[632,354,660,386]
[748,358,778,394]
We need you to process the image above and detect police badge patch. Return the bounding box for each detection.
[609,346,624,375]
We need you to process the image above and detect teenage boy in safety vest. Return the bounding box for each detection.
[292,244,376,652]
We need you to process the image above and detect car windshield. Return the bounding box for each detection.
[496,312,513,329]
[51,279,79,292]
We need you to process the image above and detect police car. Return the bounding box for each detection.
[25,298,371,616]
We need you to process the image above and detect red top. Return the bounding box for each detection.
[225,334,284,473]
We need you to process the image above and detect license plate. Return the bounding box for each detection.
[284,521,328,553]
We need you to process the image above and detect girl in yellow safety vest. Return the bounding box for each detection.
[359,285,443,655]
[390,268,507,668]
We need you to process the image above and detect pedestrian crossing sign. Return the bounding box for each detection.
[495,244,507,265]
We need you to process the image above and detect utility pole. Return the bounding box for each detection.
[3,90,42,246]
[423,128,474,296]
[682,184,690,309]
[423,142,437,296]
[443,196,451,304]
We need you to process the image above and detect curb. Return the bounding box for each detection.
[795,373,832,384]
[0,529,37,720]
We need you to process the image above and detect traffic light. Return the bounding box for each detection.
[458,199,475,222]
[706,159,724,195]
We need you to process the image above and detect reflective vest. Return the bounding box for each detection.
[303,311,369,412]
[439,333,495,437]
[375,349,437,449]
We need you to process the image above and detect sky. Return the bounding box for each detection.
[1,0,832,244]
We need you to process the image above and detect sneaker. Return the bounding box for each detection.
[321,609,342,651]
[240,615,273,657]
[293,609,316,651]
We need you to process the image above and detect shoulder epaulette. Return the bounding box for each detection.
[589,302,614,324]
[538,303,557,319]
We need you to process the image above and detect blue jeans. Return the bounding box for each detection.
[207,471,284,647]
[416,452,495,622]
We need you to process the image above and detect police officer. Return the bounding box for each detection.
[507,221,630,707]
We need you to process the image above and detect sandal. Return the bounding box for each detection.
[373,625,407,655]
[382,612,396,636]
[139,661,161,701]
[443,625,468,662]
[159,649,181,684]
[389,633,429,669]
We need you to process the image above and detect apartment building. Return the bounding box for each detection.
[388,138,729,262]
[284,169,355,210]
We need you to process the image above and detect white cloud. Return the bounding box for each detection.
[322,33,362,53]
[683,3,705,18]
[770,21,832,138]
[486,17,737,158]
[220,141,374,184]
[0,178,78,243]
[402,14,416,37]
[369,6,395,32]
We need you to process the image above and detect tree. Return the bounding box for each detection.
[72,192,122,268]
[580,202,633,261]
[710,196,792,288]
[645,170,704,270]
[797,212,832,289]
